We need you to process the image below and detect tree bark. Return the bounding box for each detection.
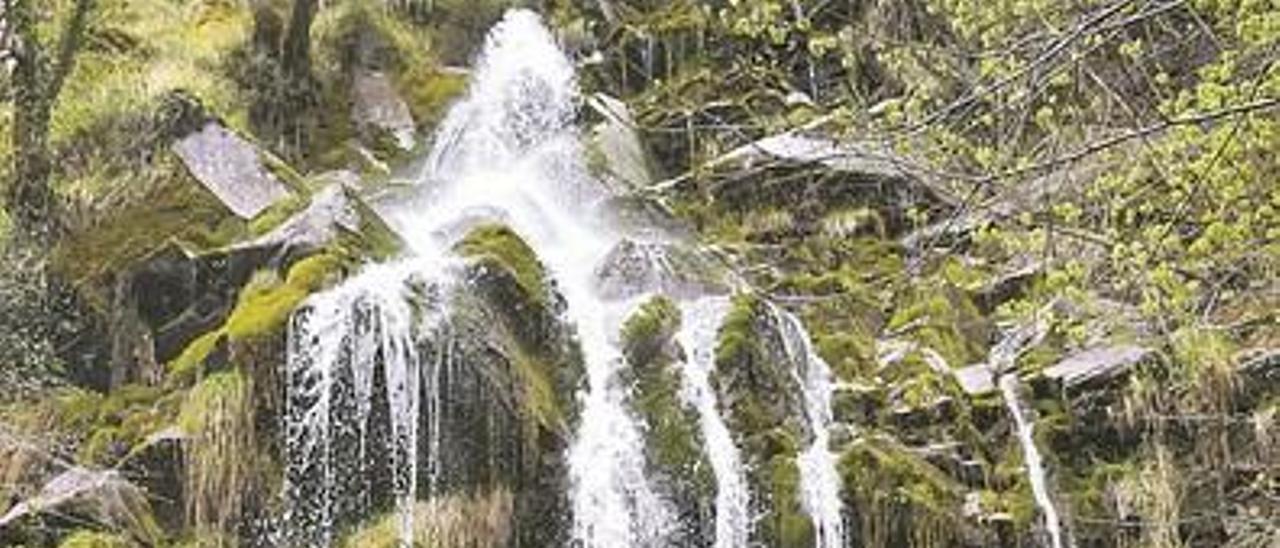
[5,0,93,243]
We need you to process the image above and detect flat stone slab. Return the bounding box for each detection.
[954,363,996,396]
[719,132,909,181]
[0,467,157,543]
[1043,344,1150,389]
[353,70,417,152]
[172,123,290,219]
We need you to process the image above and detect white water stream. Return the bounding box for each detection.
[772,303,847,548]
[283,257,451,546]
[676,297,751,548]
[284,9,853,547]
[1000,374,1066,548]
[393,10,671,546]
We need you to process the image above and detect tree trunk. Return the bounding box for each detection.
[5,0,93,243]
[6,0,55,242]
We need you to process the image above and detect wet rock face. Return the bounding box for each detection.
[172,123,292,219]
[620,297,716,547]
[593,239,728,301]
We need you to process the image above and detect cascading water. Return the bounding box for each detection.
[771,304,847,548]
[676,297,751,548]
[283,257,452,546]
[286,8,851,547]
[999,374,1066,548]
[388,10,672,547]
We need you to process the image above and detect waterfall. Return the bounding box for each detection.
[389,10,672,546]
[999,374,1066,548]
[283,258,451,546]
[676,297,751,548]
[772,304,846,548]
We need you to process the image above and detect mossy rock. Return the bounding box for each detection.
[621,295,682,366]
[446,223,586,442]
[887,283,990,367]
[838,435,968,546]
[455,224,547,305]
[711,293,818,546]
[52,152,247,295]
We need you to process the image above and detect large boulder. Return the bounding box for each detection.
[0,467,162,546]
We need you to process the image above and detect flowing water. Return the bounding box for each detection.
[320,9,668,547]
[283,8,850,547]
[772,304,847,548]
[283,257,452,546]
[676,297,751,548]
[999,374,1066,548]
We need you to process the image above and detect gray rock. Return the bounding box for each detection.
[719,132,909,182]
[172,122,291,219]
[353,70,418,152]
[0,467,161,544]
[248,184,361,253]
[592,239,729,301]
[587,93,652,190]
[1043,344,1150,389]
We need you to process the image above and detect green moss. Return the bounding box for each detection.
[767,455,814,547]
[455,224,547,305]
[621,295,681,365]
[714,292,764,370]
[510,347,561,430]
[886,284,988,367]
[839,435,966,544]
[58,531,131,548]
[224,253,344,341]
[168,330,225,383]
